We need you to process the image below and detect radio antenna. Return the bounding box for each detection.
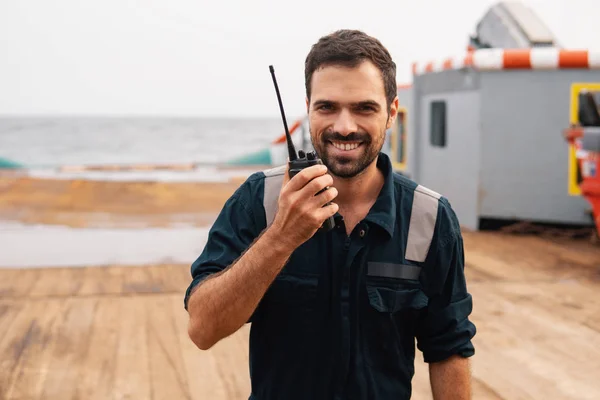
[269,65,297,161]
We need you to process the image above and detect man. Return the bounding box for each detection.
[185,29,476,399]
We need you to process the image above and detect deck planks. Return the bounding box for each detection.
[0,231,599,399]
[113,296,151,400]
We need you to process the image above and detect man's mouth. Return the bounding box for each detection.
[329,141,362,151]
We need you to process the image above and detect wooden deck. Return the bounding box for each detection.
[0,231,599,399]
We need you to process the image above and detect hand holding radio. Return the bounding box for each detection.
[271,163,338,249]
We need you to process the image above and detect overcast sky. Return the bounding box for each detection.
[0,0,597,118]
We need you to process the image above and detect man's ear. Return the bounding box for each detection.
[305,97,310,114]
[386,96,399,129]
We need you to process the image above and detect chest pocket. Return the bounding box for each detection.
[261,271,322,353]
[365,262,428,313]
[267,272,319,307]
[363,262,428,370]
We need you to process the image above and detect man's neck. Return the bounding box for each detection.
[332,157,384,211]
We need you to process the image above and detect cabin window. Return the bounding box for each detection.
[430,101,446,147]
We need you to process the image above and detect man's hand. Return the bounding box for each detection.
[429,355,472,399]
[270,164,339,251]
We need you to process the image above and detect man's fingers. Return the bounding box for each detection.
[311,186,338,208]
[300,174,334,198]
[284,164,328,192]
[314,202,339,222]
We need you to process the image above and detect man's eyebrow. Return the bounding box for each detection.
[351,100,381,109]
[312,99,337,107]
[312,100,382,108]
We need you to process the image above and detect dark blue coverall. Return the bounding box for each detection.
[185,152,476,400]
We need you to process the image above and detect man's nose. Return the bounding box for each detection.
[332,109,357,136]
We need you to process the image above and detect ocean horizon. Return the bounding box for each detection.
[0,115,297,169]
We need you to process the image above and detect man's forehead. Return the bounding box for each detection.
[310,61,386,101]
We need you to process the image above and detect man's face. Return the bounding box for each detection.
[307,60,398,179]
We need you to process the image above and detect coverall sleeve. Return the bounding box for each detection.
[183,181,261,316]
[416,202,477,363]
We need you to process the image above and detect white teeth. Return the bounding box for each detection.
[332,142,359,151]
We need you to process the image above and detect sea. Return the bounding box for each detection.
[0,116,291,268]
[0,116,286,169]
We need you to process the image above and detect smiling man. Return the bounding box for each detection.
[185,30,477,400]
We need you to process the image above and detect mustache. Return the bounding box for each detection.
[322,131,371,142]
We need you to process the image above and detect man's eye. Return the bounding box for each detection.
[318,104,332,110]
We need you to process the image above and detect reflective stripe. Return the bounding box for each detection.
[405,185,441,262]
[367,262,421,280]
[262,165,286,226]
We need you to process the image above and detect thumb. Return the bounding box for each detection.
[281,158,291,186]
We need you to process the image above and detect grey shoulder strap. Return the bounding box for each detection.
[405,184,441,262]
[262,165,286,226]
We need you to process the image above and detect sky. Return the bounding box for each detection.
[0,0,598,118]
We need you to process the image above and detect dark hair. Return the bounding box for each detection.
[305,29,397,108]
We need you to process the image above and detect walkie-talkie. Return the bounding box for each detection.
[269,65,335,232]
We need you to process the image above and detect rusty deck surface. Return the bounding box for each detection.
[0,230,599,400]
[0,175,248,228]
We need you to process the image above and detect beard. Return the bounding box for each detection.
[311,128,385,179]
